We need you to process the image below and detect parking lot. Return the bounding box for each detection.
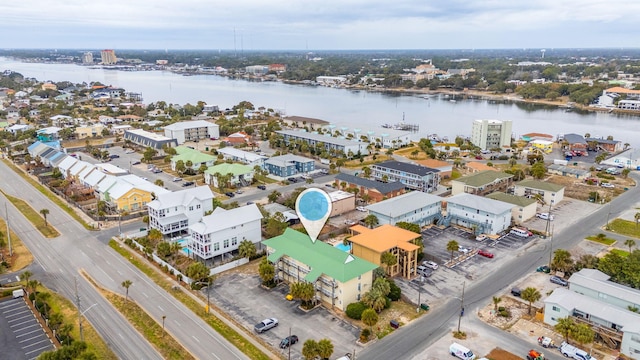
[207,272,359,360]
[0,296,55,360]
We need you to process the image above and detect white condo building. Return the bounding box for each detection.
[163,120,220,144]
[147,186,215,237]
[470,119,513,150]
[188,205,263,260]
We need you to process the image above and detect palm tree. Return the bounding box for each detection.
[446,240,459,261]
[36,291,51,318]
[147,228,163,244]
[552,249,574,273]
[40,208,50,227]
[302,339,318,360]
[572,323,595,346]
[258,258,275,285]
[361,308,379,334]
[238,240,257,259]
[316,339,334,360]
[492,296,502,311]
[20,270,33,284]
[363,214,379,229]
[121,280,132,303]
[521,287,541,315]
[624,239,636,253]
[380,252,397,276]
[27,280,39,294]
[555,316,576,342]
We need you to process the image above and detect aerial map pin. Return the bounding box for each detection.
[295,188,332,243]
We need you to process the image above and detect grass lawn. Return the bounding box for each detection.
[0,217,33,272]
[2,160,94,230]
[585,234,617,246]
[610,249,630,258]
[607,218,640,239]
[44,285,117,359]
[108,240,271,360]
[0,190,60,238]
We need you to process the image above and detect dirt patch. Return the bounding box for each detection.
[478,296,532,330]
[544,175,634,202]
[486,347,523,360]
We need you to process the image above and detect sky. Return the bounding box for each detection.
[2,0,639,50]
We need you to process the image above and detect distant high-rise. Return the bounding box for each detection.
[82,52,93,64]
[100,49,117,65]
[470,119,513,150]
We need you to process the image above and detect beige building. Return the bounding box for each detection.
[486,192,537,225]
[514,179,565,207]
[75,123,106,139]
[328,190,356,217]
[263,229,378,311]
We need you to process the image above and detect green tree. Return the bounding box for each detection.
[121,280,132,304]
[551,249,574,273]
[147,228,163,244]
[238,240,257,259]
[40,208,50,227]
[492,296,502,311]
[572,323,595,346]
[316,339,334,360]
[625,239,637,254]
[395,221,421,233]
[20,270,33,284]
[530,162,546,179]
[268,190,281,203]
[363,214,379,228]
[447,240,459,261]
[361,308,379,333]
[521,287,541,315]
[302,339,318,360]
[555,316,575,342]
[156,242,172,258]
[143,147,158,163]
[258,258,275,284]
[380,251,397,276]
[175,160,186,174]
[154,179,164,187]
[185,262,209,283]
[290,282,315,307]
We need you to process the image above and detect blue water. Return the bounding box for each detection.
[177,239,191,255]
[182,247,192,255]
[335,243,351,252]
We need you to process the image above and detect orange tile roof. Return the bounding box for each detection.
[349,224,370,234]
[415,159,450,169]
[466,162,496,172]
[349,224,420,253]
[606,86,640,95]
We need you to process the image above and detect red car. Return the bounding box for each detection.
[478,249,494,258]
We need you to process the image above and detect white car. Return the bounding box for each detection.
[254,318,278,333]
[458,246,470,254]
[600,183,615,188]
[356,206,367,212]
[344,219,356,225]
[422,260,439,270]
[536,213,554,221]
[475,234,488,241]
[172,177,182,182]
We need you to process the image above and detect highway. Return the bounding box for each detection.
[359,174,639,360]
[0,160,249,360]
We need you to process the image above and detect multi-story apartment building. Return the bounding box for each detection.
[275,130,370,157]
[82,52,93,64]
[147,186,214,237]
[163,120,220,144]
[370,160,440,192]
[100,49,117,65]
[264,154,315,177]
[445,193,513,235]
[188,204,263,261]
[365,191,442,226]
[470,119,513,150]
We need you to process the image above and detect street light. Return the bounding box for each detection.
[162,315,166,338]
[457,281,465,333]
[79,303,98,342]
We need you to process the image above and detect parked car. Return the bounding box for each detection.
[172,177,182,182]
[257,185,267,190]
[475,234,488,241]
[550,276,568,286]
[356,206,367,212]
[235,190,244,194]
[254,318,278,333]
[109,154,120,159]
[477,249,494,258]
[416,265,431,277]
[344,219,356,225]
[600,183,615,188]
[131,160,141,165]
[536,213,554,221]
[422,260,439,270]
[279,335,299,349]
[536,265,551,273]
[152,169,162,173]
[458,245,470,254]
[511,287,522,297]
[225,192,235,197]
[182,181,194,187]
[287,177,298,183]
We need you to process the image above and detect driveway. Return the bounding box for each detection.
[208,272,360,360]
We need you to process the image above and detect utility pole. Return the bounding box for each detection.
[288,327,292,360]
[162,315,166,338]
[5,202,12,257]
[457,281,465,333]
[544,200,553,237]
[549,224,554,266]
[75,277,84,341]
[207,277,211,314]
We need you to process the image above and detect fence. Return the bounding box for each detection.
[209,258,249,276]
[126,237,193,285]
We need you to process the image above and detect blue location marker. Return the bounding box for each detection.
[295,188,332,243]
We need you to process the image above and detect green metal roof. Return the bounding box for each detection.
[263,228,378,283]
[516,179,564,192]
[172,146,216,165]
[204,163,253,176]
[486,192,537,207]
[454,170,513,187]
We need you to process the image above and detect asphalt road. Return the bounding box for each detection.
[0,160,249,360]
[359,173,640,360]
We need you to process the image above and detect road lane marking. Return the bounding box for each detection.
[97,267,114,282]
[142,292,149,298]
[174,320,181,327]
[157,305,164,312]
[192,335,200,343]
[118,333,124,340]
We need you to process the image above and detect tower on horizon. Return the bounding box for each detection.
[82,52,93,64]
[100,49,117,65]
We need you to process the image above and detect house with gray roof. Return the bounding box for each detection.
[445,193,514,235]
[451,170,514,196]
[486,192,537,225]
[371,160,440,193]
[188,204,263,261]
[263,228,378,311]
[544,269,640,357]
[365,191,442,226]
[276,129,370,156]
[563,133,588,151]
[514,179,565,206]
[217,147,267,168]
[547,164,591,180]
[334,173,405,203]
[264,154,314,177]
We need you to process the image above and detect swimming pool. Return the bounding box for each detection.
[176,238,191,255]
[334,243,351,252]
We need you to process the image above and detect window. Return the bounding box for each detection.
[196,204,201,209]
[552,306,560,312]
[214,242,220,251]
[231,237,237,246]
[224,239,229,248]
[189,206,194,211]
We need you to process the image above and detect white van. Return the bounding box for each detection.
[510,227,531,238]
[12,289,25,298]
[450,342,476,360]
[559,342,595,360]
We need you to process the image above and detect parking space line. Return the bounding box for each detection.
[12,322,38,330]
[26,344,54,357]
[23,338,53,349]
[17,328,44,339]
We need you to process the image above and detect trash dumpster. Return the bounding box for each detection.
[390,320,399,329]
[420,303,430,311]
